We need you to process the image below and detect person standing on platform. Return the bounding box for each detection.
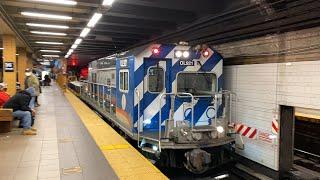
[3,89,37,135]
[24,68,41,107]
[0,83,10,107]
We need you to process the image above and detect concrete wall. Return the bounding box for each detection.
[215,26,320,170]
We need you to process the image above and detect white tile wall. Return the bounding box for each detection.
[219,26,320,171]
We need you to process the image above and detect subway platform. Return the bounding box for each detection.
[0,83,167,180]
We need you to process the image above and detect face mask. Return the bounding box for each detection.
[25,72,31,76]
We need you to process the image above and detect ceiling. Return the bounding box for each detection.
[0,0,319,66]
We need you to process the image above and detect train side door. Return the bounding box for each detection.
[142,58,171,131]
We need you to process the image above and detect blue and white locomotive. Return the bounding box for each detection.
[71,43,236,173]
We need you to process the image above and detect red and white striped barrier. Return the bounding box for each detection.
[235,124,257,139]
[271,119,279,135]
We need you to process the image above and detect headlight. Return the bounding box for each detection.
[216,126,224,133]
[152,145,158,151]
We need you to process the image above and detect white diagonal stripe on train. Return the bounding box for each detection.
[134,44,160,71]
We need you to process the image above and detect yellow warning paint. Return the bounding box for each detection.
[64,90,168,180]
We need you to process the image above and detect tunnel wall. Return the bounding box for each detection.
[215,26,320,170]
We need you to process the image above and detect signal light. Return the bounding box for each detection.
[202,49,210,58]
[152,47,160,55]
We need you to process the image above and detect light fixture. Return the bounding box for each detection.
[26,23,69,29]
[0,48,3,50]
[34,0,77,6]
[68,49,74,54]
[152,47,160,55]
[71,44,78,49]
[31,31,67,36]
[175,50,182,58]
[21,12,72,20]
[64,55,69,58]
[87,13,102,28]
[74,38,82,45]
[42,55,60,57]
[216,126,224,133]
[102,0,115,6]
[40,50,61,53]
[183,51,190,58]
[80,28,90,37]
[16,54,19,56]
[36,41,63,45]
[202,49,210,58]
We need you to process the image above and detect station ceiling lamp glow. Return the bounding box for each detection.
[35,41,63,45]
[21,12,72,20]
[102,0,115,6]
[74,38,82,45]
[64,55,69,58]
[42,55,60,57]
[87,13,102,28]
[40,50,61,53]
[31,31,67,36]
[80,28,90,37]
[34,0,77,6]
[71,44,78,49]
[0,48,3,50]
[27,23,69,29]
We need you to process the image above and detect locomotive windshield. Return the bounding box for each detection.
[177,72,216,96]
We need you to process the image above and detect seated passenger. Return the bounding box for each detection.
[3,89,37,135]
[0,83,10,107]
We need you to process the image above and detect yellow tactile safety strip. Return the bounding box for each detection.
[64,90,168,180]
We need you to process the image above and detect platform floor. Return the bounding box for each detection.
[0,83,166,180]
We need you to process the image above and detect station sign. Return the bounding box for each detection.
[4,62,14,72]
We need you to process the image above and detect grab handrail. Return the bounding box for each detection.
[159,92,194,152]
[135,88,141,147]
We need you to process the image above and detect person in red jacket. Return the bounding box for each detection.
[0,83,10,107]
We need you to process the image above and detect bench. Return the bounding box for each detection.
[0,109,13,133]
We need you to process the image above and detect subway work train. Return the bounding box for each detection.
[69,43,237,173]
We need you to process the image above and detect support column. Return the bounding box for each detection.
[2,35,17,96]
[17,48,27,90]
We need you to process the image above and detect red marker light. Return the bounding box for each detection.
[202,49,210,58]
[152,47,160,55]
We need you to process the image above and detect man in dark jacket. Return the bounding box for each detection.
[3,89,37,135]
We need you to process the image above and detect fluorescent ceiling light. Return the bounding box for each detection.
[102,0,115,6]
[68,49,74,54]
[21,12,72,20]
[64,55,69,58]
[31,31,67,36]
[0,48,3,50]
[42,55,60,57]
[26,23,69,29]
[16,54,19,56]
[74,38,82,45]
[34,0,77,6]
[36,41,63,45]
[87,13,102,28]
[80,28,90,37]
[40,50,61,53]
[71,44,78,49]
